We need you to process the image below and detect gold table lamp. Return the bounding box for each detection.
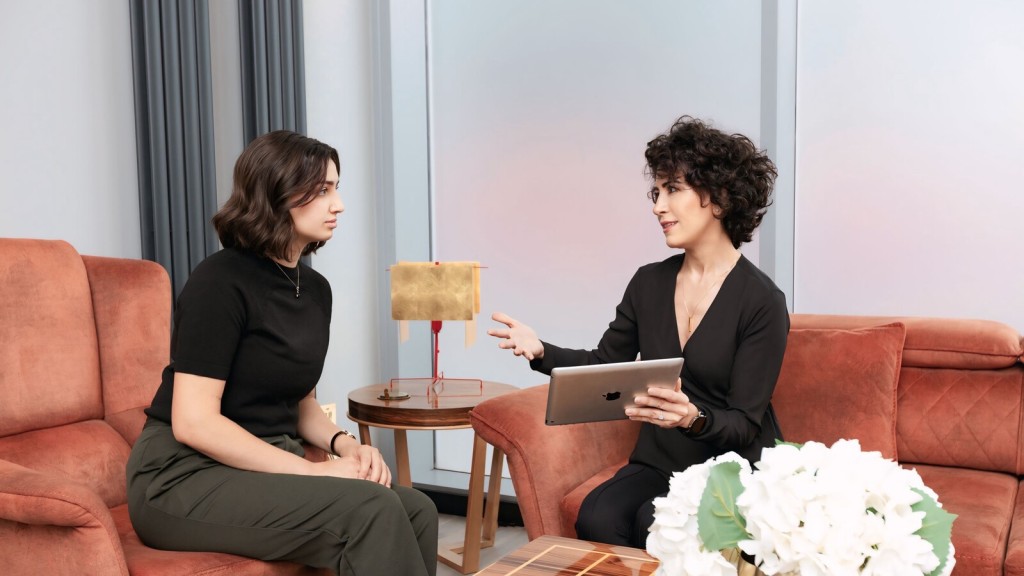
[389,262,482,396]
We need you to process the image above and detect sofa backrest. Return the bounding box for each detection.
[0,239,170,507]
[787,314,1024,475]
[83,254,171,446]
[0,239,104,435]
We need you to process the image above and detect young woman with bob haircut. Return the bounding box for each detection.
[489,116,789,548]
[127,130,438,576]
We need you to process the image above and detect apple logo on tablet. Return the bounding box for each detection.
[603,391,621,401]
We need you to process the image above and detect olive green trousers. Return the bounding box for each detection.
[127,420,437,576]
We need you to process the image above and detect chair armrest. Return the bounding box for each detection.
[470,384,640,539]
[0,458,129,575]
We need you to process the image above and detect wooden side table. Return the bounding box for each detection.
[347,379,518,575]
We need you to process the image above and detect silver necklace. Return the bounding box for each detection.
[273,261,301,298]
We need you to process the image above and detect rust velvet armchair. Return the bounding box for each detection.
[0,238,329,576]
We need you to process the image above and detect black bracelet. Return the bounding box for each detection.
[329,429,356,456]
[329,431,345,456]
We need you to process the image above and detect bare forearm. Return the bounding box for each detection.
[174,413,313,474]
[296,395,360,457]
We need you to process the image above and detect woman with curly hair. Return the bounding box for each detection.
[488,116,789,548]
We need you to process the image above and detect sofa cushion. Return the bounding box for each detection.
[1003,480,1024,576]
[0,420,131,508]
[897,366,1022,475]
[772,323,906,459]
[790,314,1022,370]
[0,239,103,436]
[83,255,171,447]
[913,464,1015,576]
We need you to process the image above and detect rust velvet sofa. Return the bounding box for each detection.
[470,313,1024,576]
[0,239,329,576]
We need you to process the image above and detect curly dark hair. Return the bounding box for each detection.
[645,116,777,248]
[212,130,340,260]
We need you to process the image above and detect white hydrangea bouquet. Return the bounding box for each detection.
[646,439,956,576]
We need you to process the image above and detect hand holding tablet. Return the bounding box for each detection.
[544,357,684,425]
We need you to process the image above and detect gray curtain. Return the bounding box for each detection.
[130,0,219,297]
[239,0,307,143]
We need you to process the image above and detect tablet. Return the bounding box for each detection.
[544,357,684,425]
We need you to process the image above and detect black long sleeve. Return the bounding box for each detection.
[531,253,789,475]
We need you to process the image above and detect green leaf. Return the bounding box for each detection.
[774,439,803,448]
[697,461,748,551]
[912,487,957,576]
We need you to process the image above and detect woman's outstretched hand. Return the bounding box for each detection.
[488,312,544,361]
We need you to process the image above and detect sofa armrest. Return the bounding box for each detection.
[0,458,129,575]
[470,384,640,539]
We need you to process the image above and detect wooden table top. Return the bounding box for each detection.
[347,379,518,428]
[476,535,659,575]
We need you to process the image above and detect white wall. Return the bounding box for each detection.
[302,1,383,424]
[795,1,1024,332]
[0,0,140,258]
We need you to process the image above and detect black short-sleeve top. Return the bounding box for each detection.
[531,253,789,475]
[145,247,332,438]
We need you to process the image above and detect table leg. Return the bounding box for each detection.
[481,446,504,546]
[357,423,371,446]
[463,433,487,572]
[394,428,412,488]
[438,433,494,574]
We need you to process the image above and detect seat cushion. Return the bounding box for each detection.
[0,420,131,508]
[773,323,906,459]
[111,506,328,576]
[913,464,1015,576]
[1004,480,1024,576]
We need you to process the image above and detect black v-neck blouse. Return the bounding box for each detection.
[531,253,789,476]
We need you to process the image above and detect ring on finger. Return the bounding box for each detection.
[657,411,664,421]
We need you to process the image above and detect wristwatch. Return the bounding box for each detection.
[330,429,358,456]
[684,408,707,435]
